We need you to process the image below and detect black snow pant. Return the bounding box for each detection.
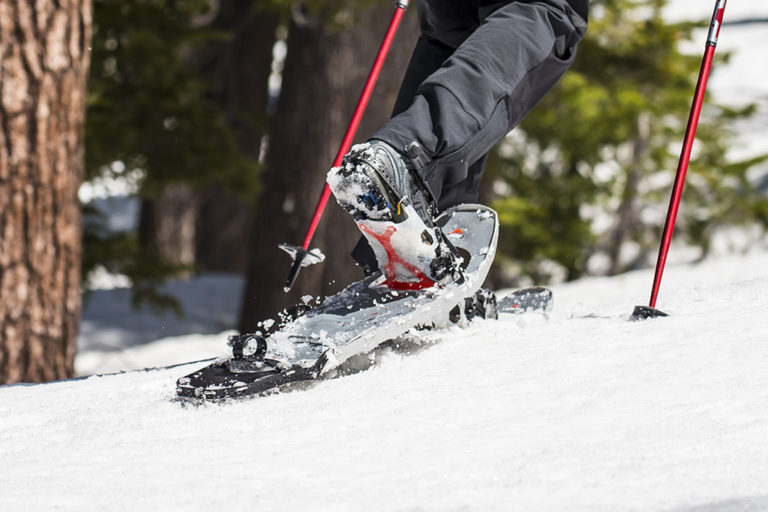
[352,0,589,273]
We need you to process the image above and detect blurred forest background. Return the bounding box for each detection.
[1,0,767,383]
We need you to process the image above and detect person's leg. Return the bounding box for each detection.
[350,2,479,274]
[351,0,587,274]
[343,0,588,281]
[374,0,588,199]
[391,0,481,116]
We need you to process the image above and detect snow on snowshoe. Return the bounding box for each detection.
[176,204,498,401]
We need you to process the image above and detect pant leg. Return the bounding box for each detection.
[391,0,478,117]
[399,1,500,211]
[352,0,588,274]
[414,0,480,51]
[374,0,588,195]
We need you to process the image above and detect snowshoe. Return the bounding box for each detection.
[176,204,499,401]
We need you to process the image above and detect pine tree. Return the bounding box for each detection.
[485,0,767,286]
[0,0,91,383]
[84,0,262,310]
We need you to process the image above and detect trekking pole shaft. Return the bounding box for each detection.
[301,3,408,250]
[648,0,726,308]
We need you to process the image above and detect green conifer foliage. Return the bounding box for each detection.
[83,0,261,311]
[86,0,259,195]
[487,0,767,285]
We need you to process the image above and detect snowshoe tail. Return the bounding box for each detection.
[498,287,553,314]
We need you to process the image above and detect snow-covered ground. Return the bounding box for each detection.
[2,249,768,511]
[77,272,242,375]
[667,1,768,165]
[2,1,768,510]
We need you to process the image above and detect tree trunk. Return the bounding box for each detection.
[0,0,91,383]
[239,5,418,330]
[196,1,278,273]
[138,2,278,274]
[196,187,253,272]
[608,111,651,275]
[138,184,200,270]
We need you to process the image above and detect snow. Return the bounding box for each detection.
[702,20,768,164]
[663,1,768,24]
[78,162,143,203]
[2,2,767,510]
[664,0,768,164]
[82,195,140,234]
[76,273,243,375]
[3,249,768,511]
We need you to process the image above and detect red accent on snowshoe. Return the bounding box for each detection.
[359,223,435,291]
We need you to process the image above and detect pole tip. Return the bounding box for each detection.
[629,305,669,322]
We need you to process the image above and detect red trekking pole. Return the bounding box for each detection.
[279,0,410,292]
[631,0,727,320]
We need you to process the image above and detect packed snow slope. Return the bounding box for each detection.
[2,250,768,512]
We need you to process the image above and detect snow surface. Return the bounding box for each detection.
[689,7,768,164]
[77,273,243,375]
[663,1,768,24]
[3,249,768,511]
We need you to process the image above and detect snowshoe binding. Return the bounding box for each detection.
[327,141,463,290]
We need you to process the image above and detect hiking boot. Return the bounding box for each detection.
[327,140,433,223]
[327,140,462,289]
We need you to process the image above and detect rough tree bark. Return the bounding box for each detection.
[239,4,418,330]
[0,0,91,383]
